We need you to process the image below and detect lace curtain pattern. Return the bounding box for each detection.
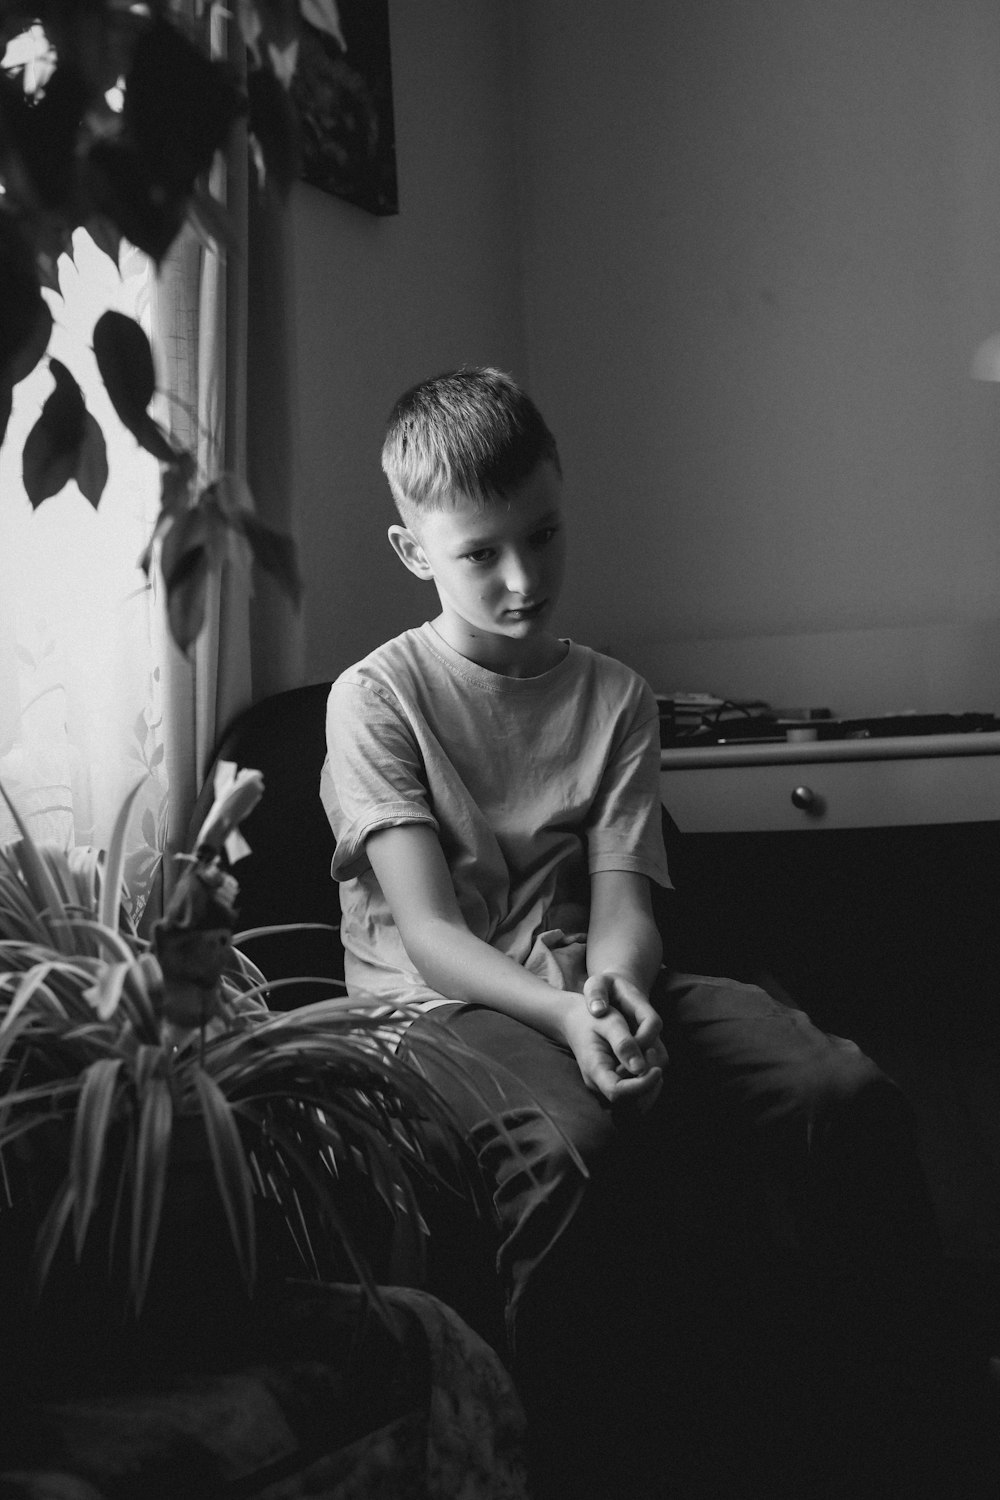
[0,233,169,923]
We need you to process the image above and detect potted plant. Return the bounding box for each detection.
[0,765,482,1391]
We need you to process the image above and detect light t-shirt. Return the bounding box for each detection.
[319,622,671,1009]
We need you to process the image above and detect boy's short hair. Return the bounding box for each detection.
[381,366,561,522]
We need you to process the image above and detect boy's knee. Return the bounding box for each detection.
[658,970,898,1128]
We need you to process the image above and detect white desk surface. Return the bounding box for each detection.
[661,730,1000,771]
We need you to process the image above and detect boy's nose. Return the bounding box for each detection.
[504,552,539,597]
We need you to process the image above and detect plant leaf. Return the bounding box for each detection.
[125,16,244,196]
[84,140,188,265]
[75,410,109,508]
[0,212,49,418]
[70,1057,124,1258]
[21,359,87,507]
[0,780,73,951]
[83,214,123,271]
[301,0,346,51]
[98,776,148,932]
[34,1177,76,1294]
[240,515,303,606]
[83,959,132,1021]
[247,65,300,193]
[92,310,156,438]
[191,1068,256,1291]
[130,1073,173,1312]
[0,961,63,1034]
[164,540,210,655]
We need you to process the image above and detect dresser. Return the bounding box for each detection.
[657,730,1000,1043]
[658,732,1000,1259]
[660,729,1000,835]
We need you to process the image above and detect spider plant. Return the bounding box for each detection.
[0,768,482,1320]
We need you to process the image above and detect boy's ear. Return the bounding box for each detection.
[387,524,434,580]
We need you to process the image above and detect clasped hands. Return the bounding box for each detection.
[562,972,667,1112]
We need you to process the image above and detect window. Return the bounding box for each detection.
[0,231,169,919]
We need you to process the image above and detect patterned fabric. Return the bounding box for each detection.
[0,1285,529,1499]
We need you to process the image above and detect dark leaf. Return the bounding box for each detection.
[254,0,303,54]
[133,411,178,465]
[301,0,346,51]
[70,1057,124,1258]
[92,309,155,433]
[21,359,87,506]
[191,1068,256,1291]
[83,214,123,270]
[26,0,131,101]
[84,140,187,263]
[22,421,78,507]
[161,507,211,654]
[0,214,46,380]
[0,296,52,445]
[160,453,196,514]
[124,16,244,196]
[247,66,301,194]
[241,515,303,607]
[0,63,89,210]
[137,462,194,575]
[165,544,210,655]
[160,505,208,588]
[75,410,109,507]
[9,300,54,387]
[130,1075,172,1311]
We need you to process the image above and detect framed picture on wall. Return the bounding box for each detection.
[291,0,399,216]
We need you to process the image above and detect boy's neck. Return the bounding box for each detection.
[429,615,567,678]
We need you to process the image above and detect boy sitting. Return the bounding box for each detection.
[320,367,952,1498]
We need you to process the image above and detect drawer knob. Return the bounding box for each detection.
[791,784,823,814]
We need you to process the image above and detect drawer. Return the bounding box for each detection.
[660,752,1000,834]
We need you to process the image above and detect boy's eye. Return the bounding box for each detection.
[464,548,495,564]
[532,526,560,546]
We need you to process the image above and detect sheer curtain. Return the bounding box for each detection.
[152,72,252,873]
[0,5,302,914]
[0,234,169,922]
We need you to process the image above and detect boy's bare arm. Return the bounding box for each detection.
[587,869,663,994]
[365,824,660,1105]
[584,869,668,1104]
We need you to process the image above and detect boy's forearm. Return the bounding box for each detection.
[404,917,577,1041]
[586,911,663,995]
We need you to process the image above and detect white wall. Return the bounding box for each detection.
[287,0,1000,715]
[515,0,1000,712]
[288,0,526,681]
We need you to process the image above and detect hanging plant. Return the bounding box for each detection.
[0,0,346,652]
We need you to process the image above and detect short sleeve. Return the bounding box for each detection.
[586,683,671,888]
[322,677,439,880]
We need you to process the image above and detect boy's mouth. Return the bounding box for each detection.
[504,601,546,620]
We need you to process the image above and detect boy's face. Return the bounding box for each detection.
[388,461,567,675]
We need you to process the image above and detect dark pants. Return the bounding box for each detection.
[401,973,947,1495]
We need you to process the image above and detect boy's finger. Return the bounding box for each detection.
[585,1054,627,1102]
[612,1033,647,1075]
[646,1039,668,1070]
[584,975,611,1016]
[610,1066,663,1104]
